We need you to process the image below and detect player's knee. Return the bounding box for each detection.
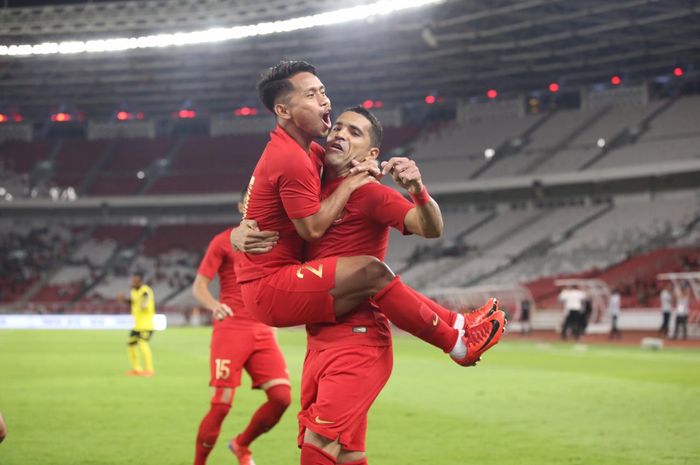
[359,257,394,291]
[266,384,292,410]
[211,387,234,406]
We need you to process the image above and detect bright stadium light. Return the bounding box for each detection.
[0,0,443,57]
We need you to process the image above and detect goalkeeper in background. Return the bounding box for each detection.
[118,272,156,377]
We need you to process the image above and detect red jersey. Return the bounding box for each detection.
[235,125,325,284]
[198,228,266,329]
[304,178,415,349]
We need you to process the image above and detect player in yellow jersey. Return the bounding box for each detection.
[118,273,156,377]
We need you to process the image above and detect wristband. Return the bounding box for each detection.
[409,186,431,206]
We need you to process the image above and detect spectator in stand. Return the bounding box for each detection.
[608,287,621,339]
[520,298,532,335]
[658,283,673,337]
[673,282,691,340]
[580,298,593,335]
[558,284,587,341]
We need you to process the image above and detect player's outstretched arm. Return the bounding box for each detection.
[292,168,377,241]
[382,157,443,238]
[192,274,233,320]
[230,221,278,254]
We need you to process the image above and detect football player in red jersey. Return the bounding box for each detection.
[293,107,503,465]
[192,198,291,465]
[231,61,502,380]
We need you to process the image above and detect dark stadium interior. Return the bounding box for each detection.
[2,2,700,465]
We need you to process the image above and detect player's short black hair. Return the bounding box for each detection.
[344,106,383,148]
[257,60,317,113]
[132,271,143,279]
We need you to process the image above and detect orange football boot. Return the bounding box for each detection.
[229,438,255,465]
[452,310,506,367]
[462,298,499,328]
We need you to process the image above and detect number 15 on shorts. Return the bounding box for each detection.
[215,358,231,380]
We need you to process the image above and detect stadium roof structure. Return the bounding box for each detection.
[1,0,700,118]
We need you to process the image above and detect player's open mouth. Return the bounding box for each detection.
[327,141,345,153]
[322,111,332,129]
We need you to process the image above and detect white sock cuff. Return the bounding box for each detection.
[449,329,467,358]
[453,313,465,330]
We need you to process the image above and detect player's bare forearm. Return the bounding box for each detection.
[192,275,218,309]
[383,156,443,238]
[404,199,443,238]
[292,173,373,241]
[192,275,232,320]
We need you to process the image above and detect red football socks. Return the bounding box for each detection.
[301,443,337,465]
[194,402,231,465]
[373,277,459,353]
[408,288,458,328]
[236,384,291,447]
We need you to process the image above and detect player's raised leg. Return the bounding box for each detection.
[330,255,505,366]
[332,256,460,352]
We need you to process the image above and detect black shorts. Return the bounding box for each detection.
[128,330,153,345]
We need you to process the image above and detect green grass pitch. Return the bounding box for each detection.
[1,328,699,465]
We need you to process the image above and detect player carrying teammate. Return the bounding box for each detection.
[118,273,156,377]
[192,199,291,465]
[231,60,504,369]
[296,107,502,465]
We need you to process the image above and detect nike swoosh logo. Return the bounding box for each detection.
[314,416,335,424]
[432,314,439,326]
[487,300,498,317]
[478,319,501,352]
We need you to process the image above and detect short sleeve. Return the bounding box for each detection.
[365,185,415,234]
[278,156,322,219]
[197,233,225,279]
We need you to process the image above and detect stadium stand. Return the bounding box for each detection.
[88,138,175,196]
[1,94,699,320]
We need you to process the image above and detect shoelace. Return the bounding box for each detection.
[464,299,497,327]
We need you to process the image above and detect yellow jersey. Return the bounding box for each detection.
[130,284,155,331]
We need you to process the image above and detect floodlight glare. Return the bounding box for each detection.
[0,0,442,57]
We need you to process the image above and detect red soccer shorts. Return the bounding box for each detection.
[297,344,393,452]
[209,325,289,389]
[240,257,338,327]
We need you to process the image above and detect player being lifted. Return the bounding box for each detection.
[192,197,291,465]
[118,273,156,377]
[231,60,504,371]
[296,107,503,465]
